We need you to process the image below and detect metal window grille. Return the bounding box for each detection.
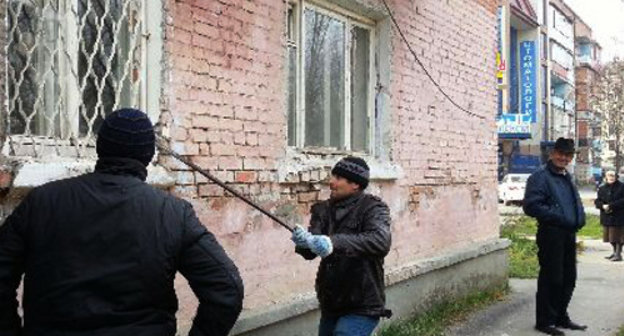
[5,0,145,157]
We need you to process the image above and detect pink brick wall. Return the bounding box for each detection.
[161,0,500,329]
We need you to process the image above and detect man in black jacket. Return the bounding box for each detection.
[0,108,244,336]
[292,157,392,336]
[523,138,586,336]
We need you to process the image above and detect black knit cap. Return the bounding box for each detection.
[96,108,155,166]
[331,156,370,190]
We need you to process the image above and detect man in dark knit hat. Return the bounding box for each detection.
[292,156,392,336]
[0,108,243,336]
[524,137,587,335]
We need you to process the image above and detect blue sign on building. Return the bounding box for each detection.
[497,114,531,139]
[520,40,537,122]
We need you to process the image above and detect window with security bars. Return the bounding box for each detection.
[287,1,375,154]
[5,0,150,157]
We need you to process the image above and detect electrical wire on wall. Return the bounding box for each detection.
[380,0,487,121]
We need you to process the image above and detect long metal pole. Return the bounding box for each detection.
[156,137,294,232]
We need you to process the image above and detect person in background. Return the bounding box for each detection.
[595,170,624,262]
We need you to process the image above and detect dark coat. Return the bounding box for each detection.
[523,161,585,231]
[0,168,244,336]
[296,192,392,318]
[595,180,624,227]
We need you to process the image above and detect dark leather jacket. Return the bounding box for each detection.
[296,192,392,318]
[523,161,585,231]
[0,159,244,336]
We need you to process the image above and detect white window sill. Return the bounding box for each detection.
[9,157,176,191]
[277,147,403,183]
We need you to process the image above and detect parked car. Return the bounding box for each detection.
[498,173,530,205]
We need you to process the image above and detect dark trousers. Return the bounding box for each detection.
[536,225,577,327]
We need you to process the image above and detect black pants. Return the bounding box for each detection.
[536,225,577,327]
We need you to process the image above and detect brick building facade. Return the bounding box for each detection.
[574,17,602,180]
[1,0,505,334]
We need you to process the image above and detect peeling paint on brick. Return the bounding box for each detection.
[159,1,500,325]
[0,0,500,331]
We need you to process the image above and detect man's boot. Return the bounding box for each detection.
[535,325,566,335]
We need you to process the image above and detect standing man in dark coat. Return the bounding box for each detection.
[0,108,244,336]
[595,170,624,262]
[291,157,392,336]
[523,137,587,336]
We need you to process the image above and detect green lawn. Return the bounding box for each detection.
[378,285,509,336]
[501,214,601,239]
[617,325,624,336]
[500,214,601,278]
[578,214,602,239]
[500,218,539,278]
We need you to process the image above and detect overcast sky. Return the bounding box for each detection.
[565,0,624,62]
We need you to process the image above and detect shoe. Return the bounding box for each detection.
[535,325,565,335]
[556,320,587,330]
[605,254,615,259]
[611,255,622,262]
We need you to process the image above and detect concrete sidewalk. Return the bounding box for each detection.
[447,240,624,336]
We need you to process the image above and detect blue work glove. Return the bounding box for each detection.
[306,235,333,258]
[291,225,311,248]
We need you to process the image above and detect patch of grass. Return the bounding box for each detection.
[501,214,602,240]
[501,214,601,239]
[500,219,539,278]
[500,214,602,279]
[501,215,537,236]
[617,325,624,336]
[577,214,602,239]
[378,285,509,336]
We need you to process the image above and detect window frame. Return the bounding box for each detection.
[287,0,377,155]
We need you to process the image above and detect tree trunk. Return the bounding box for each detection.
[616,132,621,173]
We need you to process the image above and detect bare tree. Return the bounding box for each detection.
[593,59,624,171]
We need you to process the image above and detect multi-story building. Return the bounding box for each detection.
[547,0,577,142]
[496,0,548,178]
[497,0,601,179]
[574,18,602,182]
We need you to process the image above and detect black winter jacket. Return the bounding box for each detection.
[0,159,244,336]
[595,180,624,227]
[296,192,392,318]
[523,161,585,231]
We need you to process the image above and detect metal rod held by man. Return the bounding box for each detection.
[156,136,294,232]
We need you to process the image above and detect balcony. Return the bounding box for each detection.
[577,55,592,63]
[551,62,575,84]
[576,55,600,70]
[551,96,575,112]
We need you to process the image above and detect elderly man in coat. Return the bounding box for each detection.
[523,137,587,336]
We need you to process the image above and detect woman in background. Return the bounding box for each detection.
[595,170,624,262]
